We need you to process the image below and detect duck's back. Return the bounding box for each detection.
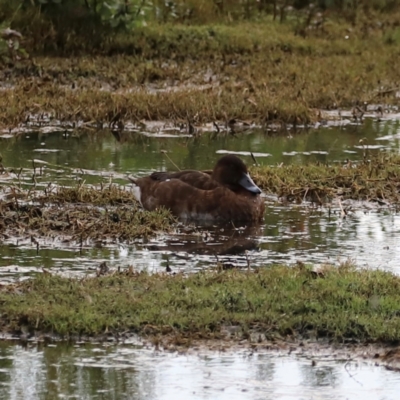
[150,170,219,190]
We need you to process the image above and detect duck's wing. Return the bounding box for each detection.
[150,170,197,181]
[150,170,219,190]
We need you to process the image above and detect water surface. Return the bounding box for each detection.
[2,120,400,397]
[2,121,400,279]
[0,341,398,400]
[1,119,400,182]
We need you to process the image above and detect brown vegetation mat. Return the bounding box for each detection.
[0,186,174,244]
[1,22,400,128]
[252,153,400,205]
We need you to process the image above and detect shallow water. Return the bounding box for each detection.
[0,341,398,400]
[2,120,400,396]
[1,119,400,184]
[2,203,400,282]
[2,120,400,277]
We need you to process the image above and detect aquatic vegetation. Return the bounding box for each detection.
[0,185,175,243]
[252,153,400,204]
[1,263,400,344]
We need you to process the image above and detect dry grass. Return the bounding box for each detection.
[1,22,400,128]
[0,185,175,243]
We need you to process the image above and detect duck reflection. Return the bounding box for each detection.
[146,224,263,258]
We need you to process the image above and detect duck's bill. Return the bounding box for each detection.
[238,173,262,194]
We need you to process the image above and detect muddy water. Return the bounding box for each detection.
[0,341,399,400]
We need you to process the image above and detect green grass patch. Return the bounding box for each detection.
[1,263,400,344]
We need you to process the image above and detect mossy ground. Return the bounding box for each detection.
[1,263,400,345]
[1,21,400,128]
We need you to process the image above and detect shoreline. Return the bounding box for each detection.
[1,324,400,373]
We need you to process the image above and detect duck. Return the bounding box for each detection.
[128,154,265,223]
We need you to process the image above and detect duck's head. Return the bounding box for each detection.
[212,154,262,194]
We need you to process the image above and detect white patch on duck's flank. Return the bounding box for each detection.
[131,185,142,206]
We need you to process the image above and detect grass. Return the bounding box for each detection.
[1,263,400,344]
[5,2,400,54]
[252,152,400,204]
[1,21,400,128]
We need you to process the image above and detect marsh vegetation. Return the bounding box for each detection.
[2,262,400,346]
[253,152,400,204]
[1,1,400,128]
[2,1,400,351]
[0,183,175,244]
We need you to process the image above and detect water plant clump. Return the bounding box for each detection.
[252,152,400,204]
[1,262,400,345]
[0,184,175,243]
